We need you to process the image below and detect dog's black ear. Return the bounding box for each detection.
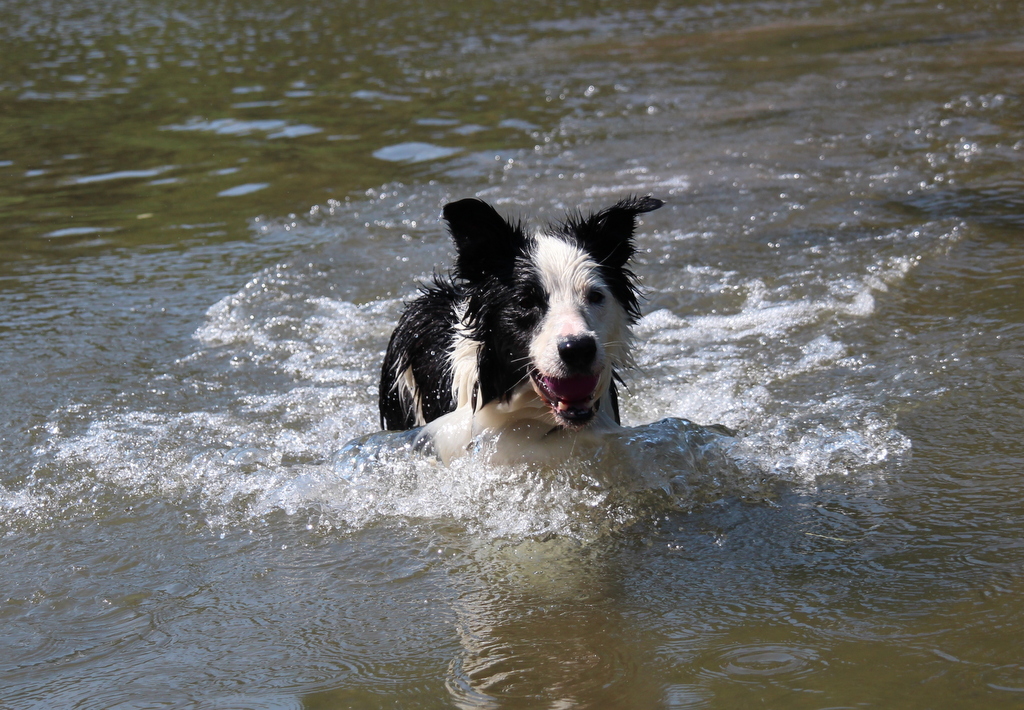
[571,195,663,268]
[442,198,526,282]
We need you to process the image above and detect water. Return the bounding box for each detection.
[2,0,1023,707]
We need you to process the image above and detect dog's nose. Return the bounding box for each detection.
[557,335,597,372]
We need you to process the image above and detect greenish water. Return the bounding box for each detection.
[2,0,1023,708]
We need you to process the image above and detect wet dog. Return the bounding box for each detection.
[379,195,663,463]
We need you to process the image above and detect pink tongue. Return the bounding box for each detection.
[543,375,599,403]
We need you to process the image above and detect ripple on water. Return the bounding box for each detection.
[218,182,270,197]
[372,142,462,163]
[960,539,1024,571]
[447,635,641,708]
[695,642,823,684]
[447,589,642,707]
[981,664,1024,695]
[5,602,156,677]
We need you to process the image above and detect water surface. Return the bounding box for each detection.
[2,0,1024,708]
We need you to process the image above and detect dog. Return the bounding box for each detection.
[379,195,663,464]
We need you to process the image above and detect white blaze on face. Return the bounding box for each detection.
[529,234,611,378]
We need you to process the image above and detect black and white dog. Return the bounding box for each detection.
[379,195,663,463]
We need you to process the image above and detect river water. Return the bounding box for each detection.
[2,0,1023,707]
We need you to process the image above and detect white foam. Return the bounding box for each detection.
[245,418,749,541]
[623,245,922,481]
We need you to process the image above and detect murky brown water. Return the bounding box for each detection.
[2,0,1023,707]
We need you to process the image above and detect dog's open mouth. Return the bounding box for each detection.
[531,372,601,426]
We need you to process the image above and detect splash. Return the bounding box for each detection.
[14,204,944,536]
[249,417,753,542]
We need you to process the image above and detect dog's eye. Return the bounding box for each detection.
[514,294,543,328]
[586,289,605,305]
[519,290,543,312]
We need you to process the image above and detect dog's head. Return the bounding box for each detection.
[443,195,663,429]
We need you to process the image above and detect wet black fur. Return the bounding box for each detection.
[377,276,462,430]
[379,195,663,431]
